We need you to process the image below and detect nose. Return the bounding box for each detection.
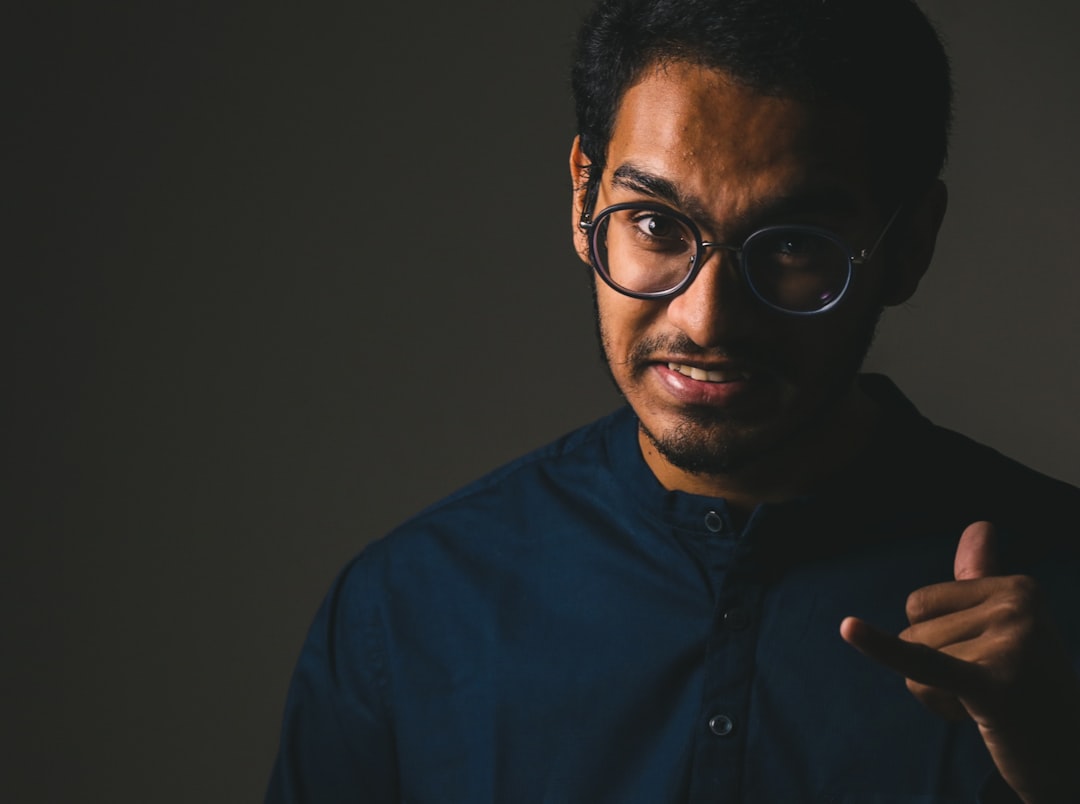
[664,249,755,348]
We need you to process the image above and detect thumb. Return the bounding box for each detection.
[954,520,1000,580]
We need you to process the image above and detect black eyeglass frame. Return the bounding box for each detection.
[578,199,901,316]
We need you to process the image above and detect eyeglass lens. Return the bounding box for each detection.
[592,207,853,313]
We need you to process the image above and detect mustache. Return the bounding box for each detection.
[621,334,789,376]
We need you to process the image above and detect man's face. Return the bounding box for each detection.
[571,62,933,489]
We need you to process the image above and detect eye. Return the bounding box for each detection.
[775,234,815,256]
[626,211,693,255]
[757,230,830,266]
[603,207,695,259]
[631,212,683,241]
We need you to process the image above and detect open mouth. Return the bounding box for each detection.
[667,362,749,383]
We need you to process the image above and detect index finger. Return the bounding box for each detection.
[840,616,985,694]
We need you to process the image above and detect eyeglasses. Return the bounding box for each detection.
[578,201,900,315]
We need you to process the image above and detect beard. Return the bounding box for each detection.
[593,285,884,477]
[639,408,746,475]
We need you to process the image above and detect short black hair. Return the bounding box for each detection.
[571,0,952,208]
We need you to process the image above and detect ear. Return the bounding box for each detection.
[882,179,948,306]
[569,136,594,266]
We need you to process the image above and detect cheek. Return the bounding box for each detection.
[799,302,884,378]
[595,288,656,355]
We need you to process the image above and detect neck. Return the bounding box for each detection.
[639,381,881,516]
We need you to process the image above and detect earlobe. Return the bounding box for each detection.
[882,180,948,306]
[569,136,594,265]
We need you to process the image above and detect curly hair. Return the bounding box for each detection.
[571,0,952,208]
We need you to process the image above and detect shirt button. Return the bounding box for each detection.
[708,714,735,736]
[704,510,724,533]
[722,607,750,631]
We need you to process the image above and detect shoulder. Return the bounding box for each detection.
[923,424,1080,566]
[861,374,1080,561]
[920,422,1078,507]
[341,406,638,585]
[413,406,632,520]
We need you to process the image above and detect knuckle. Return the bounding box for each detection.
[905,590,929,622]
[1005,573,1039,599]
[990,575,1040,621]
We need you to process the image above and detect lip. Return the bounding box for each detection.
[650,359,762,407]
[665,360,750,383]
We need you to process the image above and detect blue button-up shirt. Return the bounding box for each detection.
[267,376,1080,803]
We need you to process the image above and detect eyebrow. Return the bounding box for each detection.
[609,162,864,235]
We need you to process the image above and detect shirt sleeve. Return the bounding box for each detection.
[265,550,399,804]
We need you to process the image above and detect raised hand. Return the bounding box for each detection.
[840,522,1080,803]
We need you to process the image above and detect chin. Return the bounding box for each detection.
[637,406,787,476]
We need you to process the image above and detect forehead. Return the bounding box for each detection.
[605,61,875,223]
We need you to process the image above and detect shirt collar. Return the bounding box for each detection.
[602,374,942,568]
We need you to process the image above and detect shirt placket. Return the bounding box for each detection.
[684,505,764,803]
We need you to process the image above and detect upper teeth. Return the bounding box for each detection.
[668,362,744,383]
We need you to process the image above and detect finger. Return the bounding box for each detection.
[906,679,969,721]
[954,520,1000,581]
[906,577,1000,624]
[901,609,989,649]
[840,616,984,695]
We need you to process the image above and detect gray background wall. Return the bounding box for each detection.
[8,1,1079,801]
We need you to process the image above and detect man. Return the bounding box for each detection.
[267,0,1080,801]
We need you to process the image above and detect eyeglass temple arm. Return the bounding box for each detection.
[577,179,602,228]
[854,204,904,264]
